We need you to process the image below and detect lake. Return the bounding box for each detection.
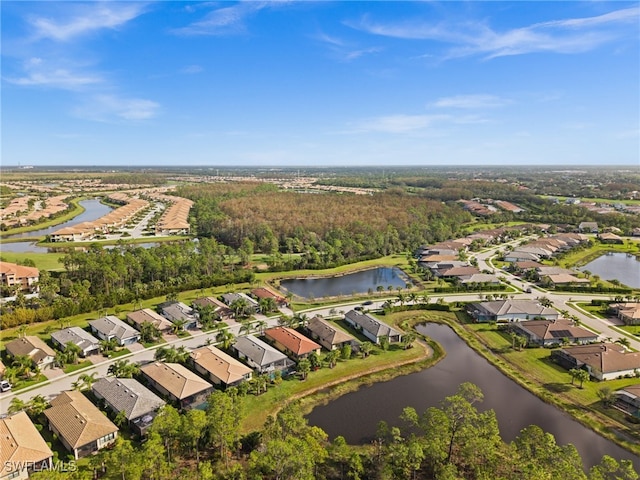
[2,199,113,239]
[579,252,640,288]
[306,323,639,470]
[279,267,410,299]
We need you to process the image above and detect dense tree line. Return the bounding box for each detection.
[29,383,638,480]
[0,240,254,328]
[179,183,474,267]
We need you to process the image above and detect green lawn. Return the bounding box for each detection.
[0,250,65,271]
[63,360,93,374]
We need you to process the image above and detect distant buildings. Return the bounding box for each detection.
[0,261,39,293]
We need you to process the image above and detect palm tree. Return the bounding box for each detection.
[254,319,267,335]
[16,324,28,338]
[139,321,160,344]
[575,369,590,388]
[292,313,309,328]
[108,359,139,378]
[216,329,236,351]
[99,338,119,356]
[401,333,417,350]
[297,358,311,380]
[64,342,82,363]
[8,397,27,415]
[308,351,322,370]
[11,355,34,378]
[155,345,189,363]
[359,341,373,359]
[615,337,631,350]
[325,349,339,369]
[26,395,49,417]
[77,372,99,391]
[170,319,188,334]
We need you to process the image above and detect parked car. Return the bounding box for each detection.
[362,300,373,306]
[0,381,12,392]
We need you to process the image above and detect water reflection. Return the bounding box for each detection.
[2,199,113,239]
[579,252,640,288]
[307,323,639,470]
[280,267,410,299]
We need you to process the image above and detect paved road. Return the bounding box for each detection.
[2,241,637,413]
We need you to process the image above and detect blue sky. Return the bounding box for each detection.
[2,1,639,167]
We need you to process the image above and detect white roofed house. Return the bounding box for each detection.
[50,327,101,357]
[158,301,199,330]
[344,310,402,345]
[231,335,294,375]
[92,377,166,436]
[467,300,559,323]
[88,316,140,346]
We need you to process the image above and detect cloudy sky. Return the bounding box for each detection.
[2,1,638,166]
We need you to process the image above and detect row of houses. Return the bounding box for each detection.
[0,194,70,229]
[150,194,193,236]
[49,196,149,242]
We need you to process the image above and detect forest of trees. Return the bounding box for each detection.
[27,383,638,480]
[178,183,475,266]
[0,240,253,328]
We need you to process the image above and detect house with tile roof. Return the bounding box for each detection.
[251,287,288,306]
[467,300,559,323]
[610,303,640,326]
[126,308,173,333]
[139,362,213,409]
[0,411,53,480]
[551,343,640,381]
[50,327,100,357]
[5,336,56,370]
[510,319,598,347]
[231,335,294,374]
[92,377,166,436]
[88,316,140,346]
[306,316,357,351]
[263,327,322,361]
[190,345,252,388]
[44,390,118,459]
[0,261,39,293]
[344,310,402,344]
[158,301,199,330]
[192,297,232,319]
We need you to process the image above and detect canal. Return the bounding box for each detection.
[307,323,639,470]
[2,199,113,239]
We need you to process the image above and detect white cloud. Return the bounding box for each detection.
[351,114,450,133]
[172,2,267,36]
[180,65,204,74]
[432,94,510,109]
[5,57,102,89]
[349,6,639,59]
[315,30,383,62]
[74,94,160,122]
[29,3,147,41]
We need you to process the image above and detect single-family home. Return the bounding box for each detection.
[510,319,598,347]
[44,390,118,459]
[5,336,56,370]
[306,316,357,351]
[192,297,232,319]
[503,251,541,263]
[344,310,402,344]
[140,362,213,409]
[92,377,166,436]
[221,293,260,313]
[609,303,640,326]
[190,345,252,388]
[127,308,173,333]
[231,335,294,374]
[598,232,624,244]
[251,287,288,306]
[0,411,53,480]
[614,384,640,417]
[551,343,640,381]
[88,316,140,346]
[50,327,101,357]
[578,221,598,233]
[543,274,591,287]
[263,327,322,361]
[467,300,559,323]
[158,301,199,330]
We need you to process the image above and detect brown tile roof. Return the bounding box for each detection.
[44,391,118,449]
[561,343,640,375]
[0,261,39,279]
[5,336,55,362]
[0,411,52,467]
[126,308,173,331]
[190,345,252,385]
[264,327,321,356]
[140,362,212,400]
[515,319,597,342]
[307,317,355,347]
